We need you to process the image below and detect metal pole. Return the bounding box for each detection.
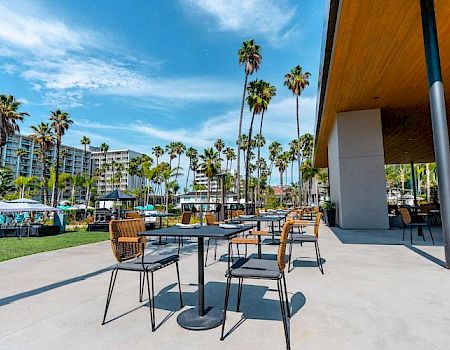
[197,237,205,316]
[420,0,450,268]
[410,161,417,206]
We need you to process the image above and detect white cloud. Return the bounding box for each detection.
[0,1,101,57]
[183,0,297,45]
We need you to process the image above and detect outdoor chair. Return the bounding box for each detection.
[102,218,183,331]
[124,211,140,219]
[204,213,225,266]
[288,212,324,274]
[399,207,434,245]
[221,220,295,350]
[175,211,192,252]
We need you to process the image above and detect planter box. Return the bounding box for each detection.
[323,209,336,227]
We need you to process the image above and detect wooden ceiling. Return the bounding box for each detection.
[314,0,450,167]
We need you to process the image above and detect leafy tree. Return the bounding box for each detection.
[80,136,90,175]
[0,95,29,157]
[152,146,164,166]
[185,147,198,193]
[198,148,221,204]
[99,143,109,193]
[0,167,15,199]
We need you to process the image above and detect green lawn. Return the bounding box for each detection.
[0,230,109,262]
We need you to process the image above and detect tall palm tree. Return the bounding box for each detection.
[80,136,90,175]
[69,173,84,204]
[268,141,282,186]
[30,123,54,205]
[173,141,186,182]
[224,147,236,173]
[99,143,109,193]
[84,176,96,216]
[185,147,198,193]
[244,79,268,208]
[254,133,266,203]
[284,65,311,205]
[236,39,262,201]
[275,154,288,207]
[166,142,178,169]
[0,95,29,162]
[152,146,164,166]
[50,109,73,206]
[214,139,225,168]
[15,148,28,177]
[198,148,221,204]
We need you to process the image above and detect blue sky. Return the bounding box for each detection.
[0,0,325,182]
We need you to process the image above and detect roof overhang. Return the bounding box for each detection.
[314,0,450,167]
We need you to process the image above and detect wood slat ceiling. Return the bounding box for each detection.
[314,0,450,167]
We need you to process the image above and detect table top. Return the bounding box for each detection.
[148,212,178,217]
[237,215,285,222]
[138,224,254,238]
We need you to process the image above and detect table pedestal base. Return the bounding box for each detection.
[177,307,223,330]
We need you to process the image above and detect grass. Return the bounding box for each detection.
[0,230,109,262]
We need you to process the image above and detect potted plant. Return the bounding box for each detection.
[321,201,336,227]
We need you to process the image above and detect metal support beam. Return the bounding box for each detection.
[420,0,450,268]
[410,161,417,206]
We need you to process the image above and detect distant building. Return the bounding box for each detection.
[178,191,238,206]
[91,148,144,195]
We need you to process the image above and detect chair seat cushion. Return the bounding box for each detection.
[291,234,317,242]
[228,258,281,279]
[116,260,161,271]
[137,253,179,265]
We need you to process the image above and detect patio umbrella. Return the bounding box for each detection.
[143,204,154,210]
[57,205,72,211]
[97,189,136,201]
[7,198,39,204]
[134,205,145,210]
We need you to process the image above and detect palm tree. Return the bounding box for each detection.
[284,65,311,204]
[152,146,164,166]
[198,148,221,204]
[0,167,14,199]
[275,154,288,207]
[15,148,28,177]
[289,139,300,184]
[254,133,266,203]
[244,79,267,208]
[236,39,262,201]
[268,141,282,185]
[166,142,178,169]
[99,143,109,193]
[185,147,198,193]
[224,147,236,173]
[0,95,29,160]
[84,176,96,216]
[173,141,186,182]
[30,123,54,204]
[50,109,73,206]
[214,139,225,168]
[69,173,84,204]
[80,136,90,175]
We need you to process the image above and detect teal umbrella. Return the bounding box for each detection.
[57,205,72,211]
[143,204,154,210]
[134,206,144,210]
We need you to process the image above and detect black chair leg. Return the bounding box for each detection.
[139,271,145,302]
[102,268,118,325]
[214,239,218,261]
[428,225,435,245]
[316,241,324,274]
[205,239,210,267]
[282,272,290,317]
[410,227,413,245]
[220,276,232,341]
[236,278,243,312]
[288,238,294,273]
[402,226,405,241]
[277,279,290,350]
[175,262,183,308]
[145,270,155,331]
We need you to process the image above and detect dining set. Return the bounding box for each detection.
[101,207,324,350]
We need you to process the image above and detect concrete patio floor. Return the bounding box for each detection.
[1,223,449,350]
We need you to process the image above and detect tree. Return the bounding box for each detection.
[284,65,311,205]
[236,39,262,201]
[275,154,288,207]
[198,148,221,204]
[224,147,236,173]
[185,147,198,193]
[50,109,73,206]
[84,176,96,216]
[0,167,15,199]
[15,148,27,177]
[80,136,90,175]
[0,95,29,158]
[152,146,164,166]
[214,139,225,168]
[268,141,282,186]
[254,133,266,203]
[172,141,186,182]
[30,123,54,205]
[301,159,319,205]
[69,173,84,204]
[99,143,109,193]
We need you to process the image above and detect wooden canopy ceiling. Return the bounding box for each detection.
[314,0,450,167]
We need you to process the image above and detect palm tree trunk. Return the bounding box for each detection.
[52,139,60,207]
[185,160,191,193]
[244,110,256,212]
[426,163,431,202]
[280,170,284,206]
[236,73,248,202]
[207,177,211,204]
[175,155,181,181]
[296,95,302,206]
[165,181,169,212]
[41,151,48,205]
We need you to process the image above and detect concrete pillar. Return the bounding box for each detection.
[328,109,389,229]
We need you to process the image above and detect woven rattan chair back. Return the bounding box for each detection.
[125,211,140,219]
[204,213,216,225]
[277,220,295,271]
[399,208,412,224]
[181,211,192,224]
[314,212,323,238]
[109,219,146,262]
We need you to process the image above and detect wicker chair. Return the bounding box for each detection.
[124,211,140,219]
[102,218,183,331]
[288,212,324,274]
[399,207,434,245]
[204,213,225,266]
[221,220,295,350]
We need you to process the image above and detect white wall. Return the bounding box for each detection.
[328,109,389,229]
